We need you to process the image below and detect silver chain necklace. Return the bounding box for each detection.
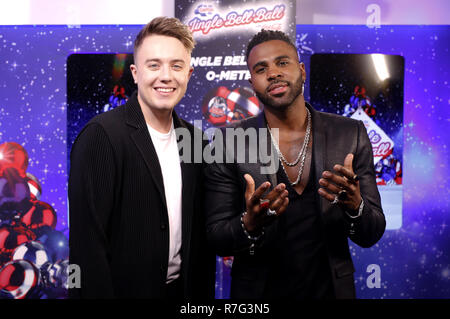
[267,108,312,186]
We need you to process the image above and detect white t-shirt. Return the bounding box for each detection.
[147,121,182,283]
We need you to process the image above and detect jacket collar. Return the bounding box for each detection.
[125,90,187,211]
[307,102,327,214]
[125,91,146,129]
[125,91,197,258]
[258,102,327,213]
[125,90,186,130]
[256,102,324,187]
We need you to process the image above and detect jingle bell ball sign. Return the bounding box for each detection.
[350,107,395,165]
[175,0,296,129]
[187,4,287,38]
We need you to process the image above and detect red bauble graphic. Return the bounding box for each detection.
[0,224,35,266]
[25,172,42,201]
[0,142,29,178]
[0,259,40,299]
[202,86,261,126]
[0,168,30,213]
[20,200,57,231]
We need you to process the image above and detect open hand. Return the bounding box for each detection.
[318,153,362,212]
[242,174,289,234]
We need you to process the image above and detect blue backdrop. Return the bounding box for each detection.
[0,24,448,298]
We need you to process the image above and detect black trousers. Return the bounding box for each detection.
[165,277,183,300]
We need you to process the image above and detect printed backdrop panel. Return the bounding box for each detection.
[175,0,296,131]
[176,0,297,299]
[310,53,404,230]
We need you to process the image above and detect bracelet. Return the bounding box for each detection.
[346,198,364,219]
[240,211,264,241]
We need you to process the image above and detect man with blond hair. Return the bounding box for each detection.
[69,17,215,299]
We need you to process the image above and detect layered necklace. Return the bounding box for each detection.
[267,108,312,186]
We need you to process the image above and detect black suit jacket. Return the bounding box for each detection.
[69,92,215,298]
[204,103,386,299]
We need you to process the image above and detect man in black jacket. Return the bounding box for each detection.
[204,30,386,299]
[69,17,215,299]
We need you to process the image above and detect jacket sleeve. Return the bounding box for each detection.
[188,158,217,300]
[203,130,259,257]
[344,120,386,248]
[68,123,116,298]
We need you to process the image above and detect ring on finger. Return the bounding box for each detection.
[337,189,348,201]
[259,198,270,210]
[331,195,339,205]
[266,208,277,217]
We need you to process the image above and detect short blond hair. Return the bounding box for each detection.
[134,16,195,54]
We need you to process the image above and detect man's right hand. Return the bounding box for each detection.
[243,174,289,234]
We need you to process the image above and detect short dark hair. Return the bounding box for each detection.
[134,16,195,54]
[246,29,298,60]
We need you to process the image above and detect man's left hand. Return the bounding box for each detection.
[318,153,362,212]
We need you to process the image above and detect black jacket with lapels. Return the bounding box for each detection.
[68,91,215,298]
[204,102,386,299]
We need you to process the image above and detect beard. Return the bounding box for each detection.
[254,72,304,110]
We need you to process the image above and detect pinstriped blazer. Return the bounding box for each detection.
[69,91,215,298]
[204,102,386,299]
